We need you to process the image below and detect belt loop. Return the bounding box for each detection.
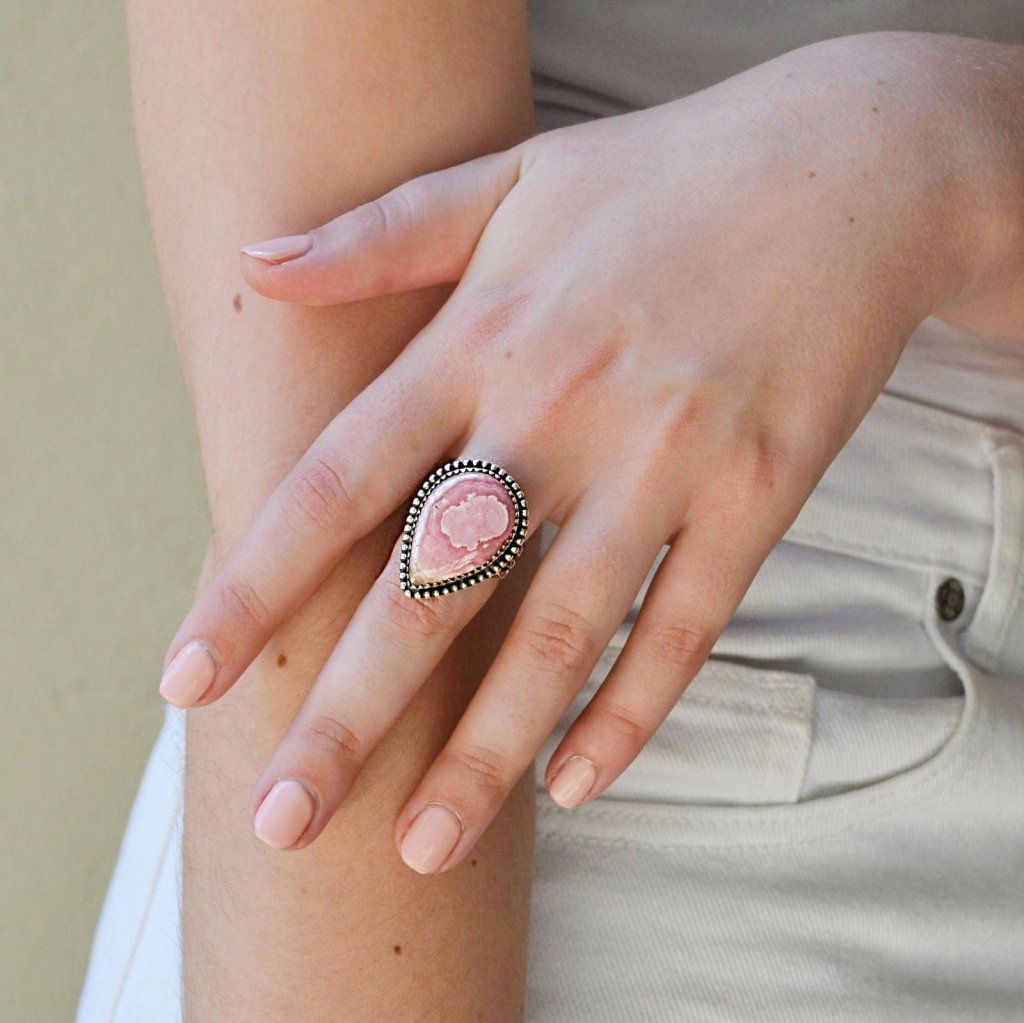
[961,429,1024,672]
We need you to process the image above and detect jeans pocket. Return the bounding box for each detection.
[534,653,818,808]
[532,615,979,850]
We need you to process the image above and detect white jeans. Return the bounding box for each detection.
[76,386,1024,1022]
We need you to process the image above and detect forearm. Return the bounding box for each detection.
[125,1,537,1019]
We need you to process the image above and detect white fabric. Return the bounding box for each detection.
[523,391,1024,1021]
[76,385,1024,1021]
[77,6,1024,1020]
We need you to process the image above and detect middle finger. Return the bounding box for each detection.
[247,444,553,850]
[392,480,670,873]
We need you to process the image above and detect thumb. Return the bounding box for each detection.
[238,144,525,306]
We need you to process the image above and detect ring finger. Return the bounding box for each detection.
[390,478,672,873]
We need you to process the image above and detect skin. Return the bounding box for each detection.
[157,28,1024,884]
[138,13,1024,1016]
[160,28,1024,883]
[126,0,539,1019]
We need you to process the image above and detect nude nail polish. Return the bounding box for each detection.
[549,755,597,808]
[239,234,312,264]
[158,640,218,707]
[253,779,316,849]
[399,803,464,874]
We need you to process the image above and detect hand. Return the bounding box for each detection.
[157,32,984,871]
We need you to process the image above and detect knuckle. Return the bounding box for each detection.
[220,576,273,632]
[530,333,622,428]
[695,425,813,529]
[298,712,365,768]
[730,428,791,500]
[448,278,533,355]
[516,602,598,677]
[731,418,819,506]
[285,454,355,535]
[443,742,513,795]
[597,696,653,749]
[362,185,416,240]
[642,619,715,669]
[646,384,722,468]
[379,573,449,641]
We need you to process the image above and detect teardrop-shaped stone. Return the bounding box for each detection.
[409,472,517,587]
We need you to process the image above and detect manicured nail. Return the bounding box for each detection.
[158,640,218,707]
[549,755,597,808]
[400,803,464,874]
[239,234,312,264]
[253,779,317,850]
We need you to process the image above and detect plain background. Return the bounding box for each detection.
[2,3,208,1019]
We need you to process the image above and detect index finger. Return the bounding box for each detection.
[156,339,472,708]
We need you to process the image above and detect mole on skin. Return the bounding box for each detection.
[277,653,288,667]
[808,170,816,178]
[393,945,402,955]
[233,292,242,313]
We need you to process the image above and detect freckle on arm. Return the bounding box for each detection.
[233,292,242,313]
[276,652,288,667]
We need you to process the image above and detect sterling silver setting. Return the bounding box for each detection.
[399,459,529,599]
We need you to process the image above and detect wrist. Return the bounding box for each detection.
[907,33,1024,340]
[800,31,1024,339]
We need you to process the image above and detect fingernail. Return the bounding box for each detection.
[400,803,464,874]
[240,234,312,264]
[253,779,317,849]
[158,640,218,707]
[549,755,597,808]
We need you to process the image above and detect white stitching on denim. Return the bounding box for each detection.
[679,693,812,721]
[780,527,987,587]
[779,390,998,582]
[531,606,986,849]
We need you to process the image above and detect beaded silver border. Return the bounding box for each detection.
[399,459,529,599]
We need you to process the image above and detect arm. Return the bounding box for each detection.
[124,1,538,1019]
[902,31,1024,344]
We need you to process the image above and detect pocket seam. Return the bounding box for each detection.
[681,692,812,721]
[535,613,984,849]
[534,729,974,852]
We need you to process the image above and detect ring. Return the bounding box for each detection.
[399,459,529,599]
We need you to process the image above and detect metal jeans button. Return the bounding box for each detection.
[936,577,965,621]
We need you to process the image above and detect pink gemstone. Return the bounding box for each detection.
[409,472,518,587]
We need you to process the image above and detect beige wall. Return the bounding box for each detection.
[2,3,207,1020]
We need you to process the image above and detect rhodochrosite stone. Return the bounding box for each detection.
[408,472,518,587]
